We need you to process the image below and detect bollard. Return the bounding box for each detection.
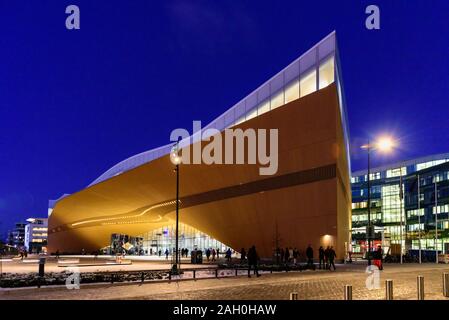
[141,272,145,283]
[38,257,46,277]
[443,273,449,297]
[215,269,218,278]
[344,285,352,300]
[111,274,114,284]
[193,270,196,280]
[290,292,298,300]
[417,275,425,300]
[385,279,394,300]
[235,269,238,277]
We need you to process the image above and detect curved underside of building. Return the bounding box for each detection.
[48,84,351,258]
[48,32,352,258]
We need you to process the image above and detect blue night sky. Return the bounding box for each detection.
[1,1,449,236]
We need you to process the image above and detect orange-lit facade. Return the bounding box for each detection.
[48,32,352,259]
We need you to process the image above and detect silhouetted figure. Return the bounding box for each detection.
[306,244,314,266]
[247,245,260,278]
[324,246,330,269]
[212,248,216,262]
[318,246,325,269]
[55,250,60,260]
[284,247,290,263]
[217,248,220,259]
[226,248,232,262]
[158,249,162,257]
[328,246,336,271]
[240,248,246,263]
[293,248,299,264]
[206,248,211,262]
[165,249,169,260]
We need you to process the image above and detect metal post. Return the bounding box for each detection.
[435,180,438,264]
[417,275,424,300]
[344,285,352,300]
[400,173,403,264]
[290,292,298,300]
[193,269,196,280]
[367,141,372,266]
[443,273,449,297]
[175,163,179,269]
[385,279,394,300]
[418,174,422,264]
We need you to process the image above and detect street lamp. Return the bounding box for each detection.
[361,136,395,266]
[170,142,182,275]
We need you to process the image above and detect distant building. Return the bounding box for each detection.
[10,222,26,248]
[24,218,48,253]
[351,153,449,255]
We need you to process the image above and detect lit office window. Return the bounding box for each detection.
[245,107,257,121]
[300,69,317,98]
[416,159,447,171]
[257,100,270,116]
[319,56,334,89]
[284,80,299,103]
[270,90,284,110]
[386,167,406,178]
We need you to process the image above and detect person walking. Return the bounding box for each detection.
[318,246,325,269]
[226,248,232,262]
[328,246,336,271]
[293,248,299,264]
[212,248,216,262]
[240,248,246,263]
[306,244,314,267]
[165,248,169,260]
[324,246,330,269]
[206,248,211,262]
[284,247,290,264]
[247,245,260,278]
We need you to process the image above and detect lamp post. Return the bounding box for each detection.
[361,136,395,266]
[170,143,181,274]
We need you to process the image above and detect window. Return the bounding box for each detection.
[433,204,449,214]
[386,167,406,178]
[245,107,257,121]
[257,100,270,116]
[319,56,334,89]
[416,159,447,171]
[270,91,284,110]
[407,208,424,218]
[284,80,299,103]
[352,201,367,209]
[300,69,316,98]
[369,172,381,180]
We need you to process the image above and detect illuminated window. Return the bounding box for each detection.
[300,69,316,98]
[270,91,284,110]
[319,56,334,89]
[245,107,257,121]
[284,80,299,103]
[257,100,270,116]
[386,167,406,178]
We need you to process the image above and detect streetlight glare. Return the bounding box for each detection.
[376,137,395,152]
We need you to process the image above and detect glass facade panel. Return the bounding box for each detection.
[300,69,317,98]
[284,79,299,103]
[270,90,284,110]
[319,56,334,89]
[257,100,270,116]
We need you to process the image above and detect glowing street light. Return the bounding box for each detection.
[170,142,181,275]
[361,136,397,266]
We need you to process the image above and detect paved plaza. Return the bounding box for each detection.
[1,263,449,300]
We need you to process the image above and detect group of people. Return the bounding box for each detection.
[318,246,337,270]
[276,247,301,264]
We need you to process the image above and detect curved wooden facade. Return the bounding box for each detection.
[48,83,351,258]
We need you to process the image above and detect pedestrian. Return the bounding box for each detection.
[293,248,299,264]
[158,249,162,257]
[240,248,246,263]
[55,250,60,260]
[284,247,290,264]
[226,248,232,262]
[206,248,211,262]
[217,248,220,259]
[306,244,314,267]
[324,246,330,269]
[165,248,169,260]
[328,246,336,271]
[318,246,325,269]
[247,245,260,278]
[212,248,216,261]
